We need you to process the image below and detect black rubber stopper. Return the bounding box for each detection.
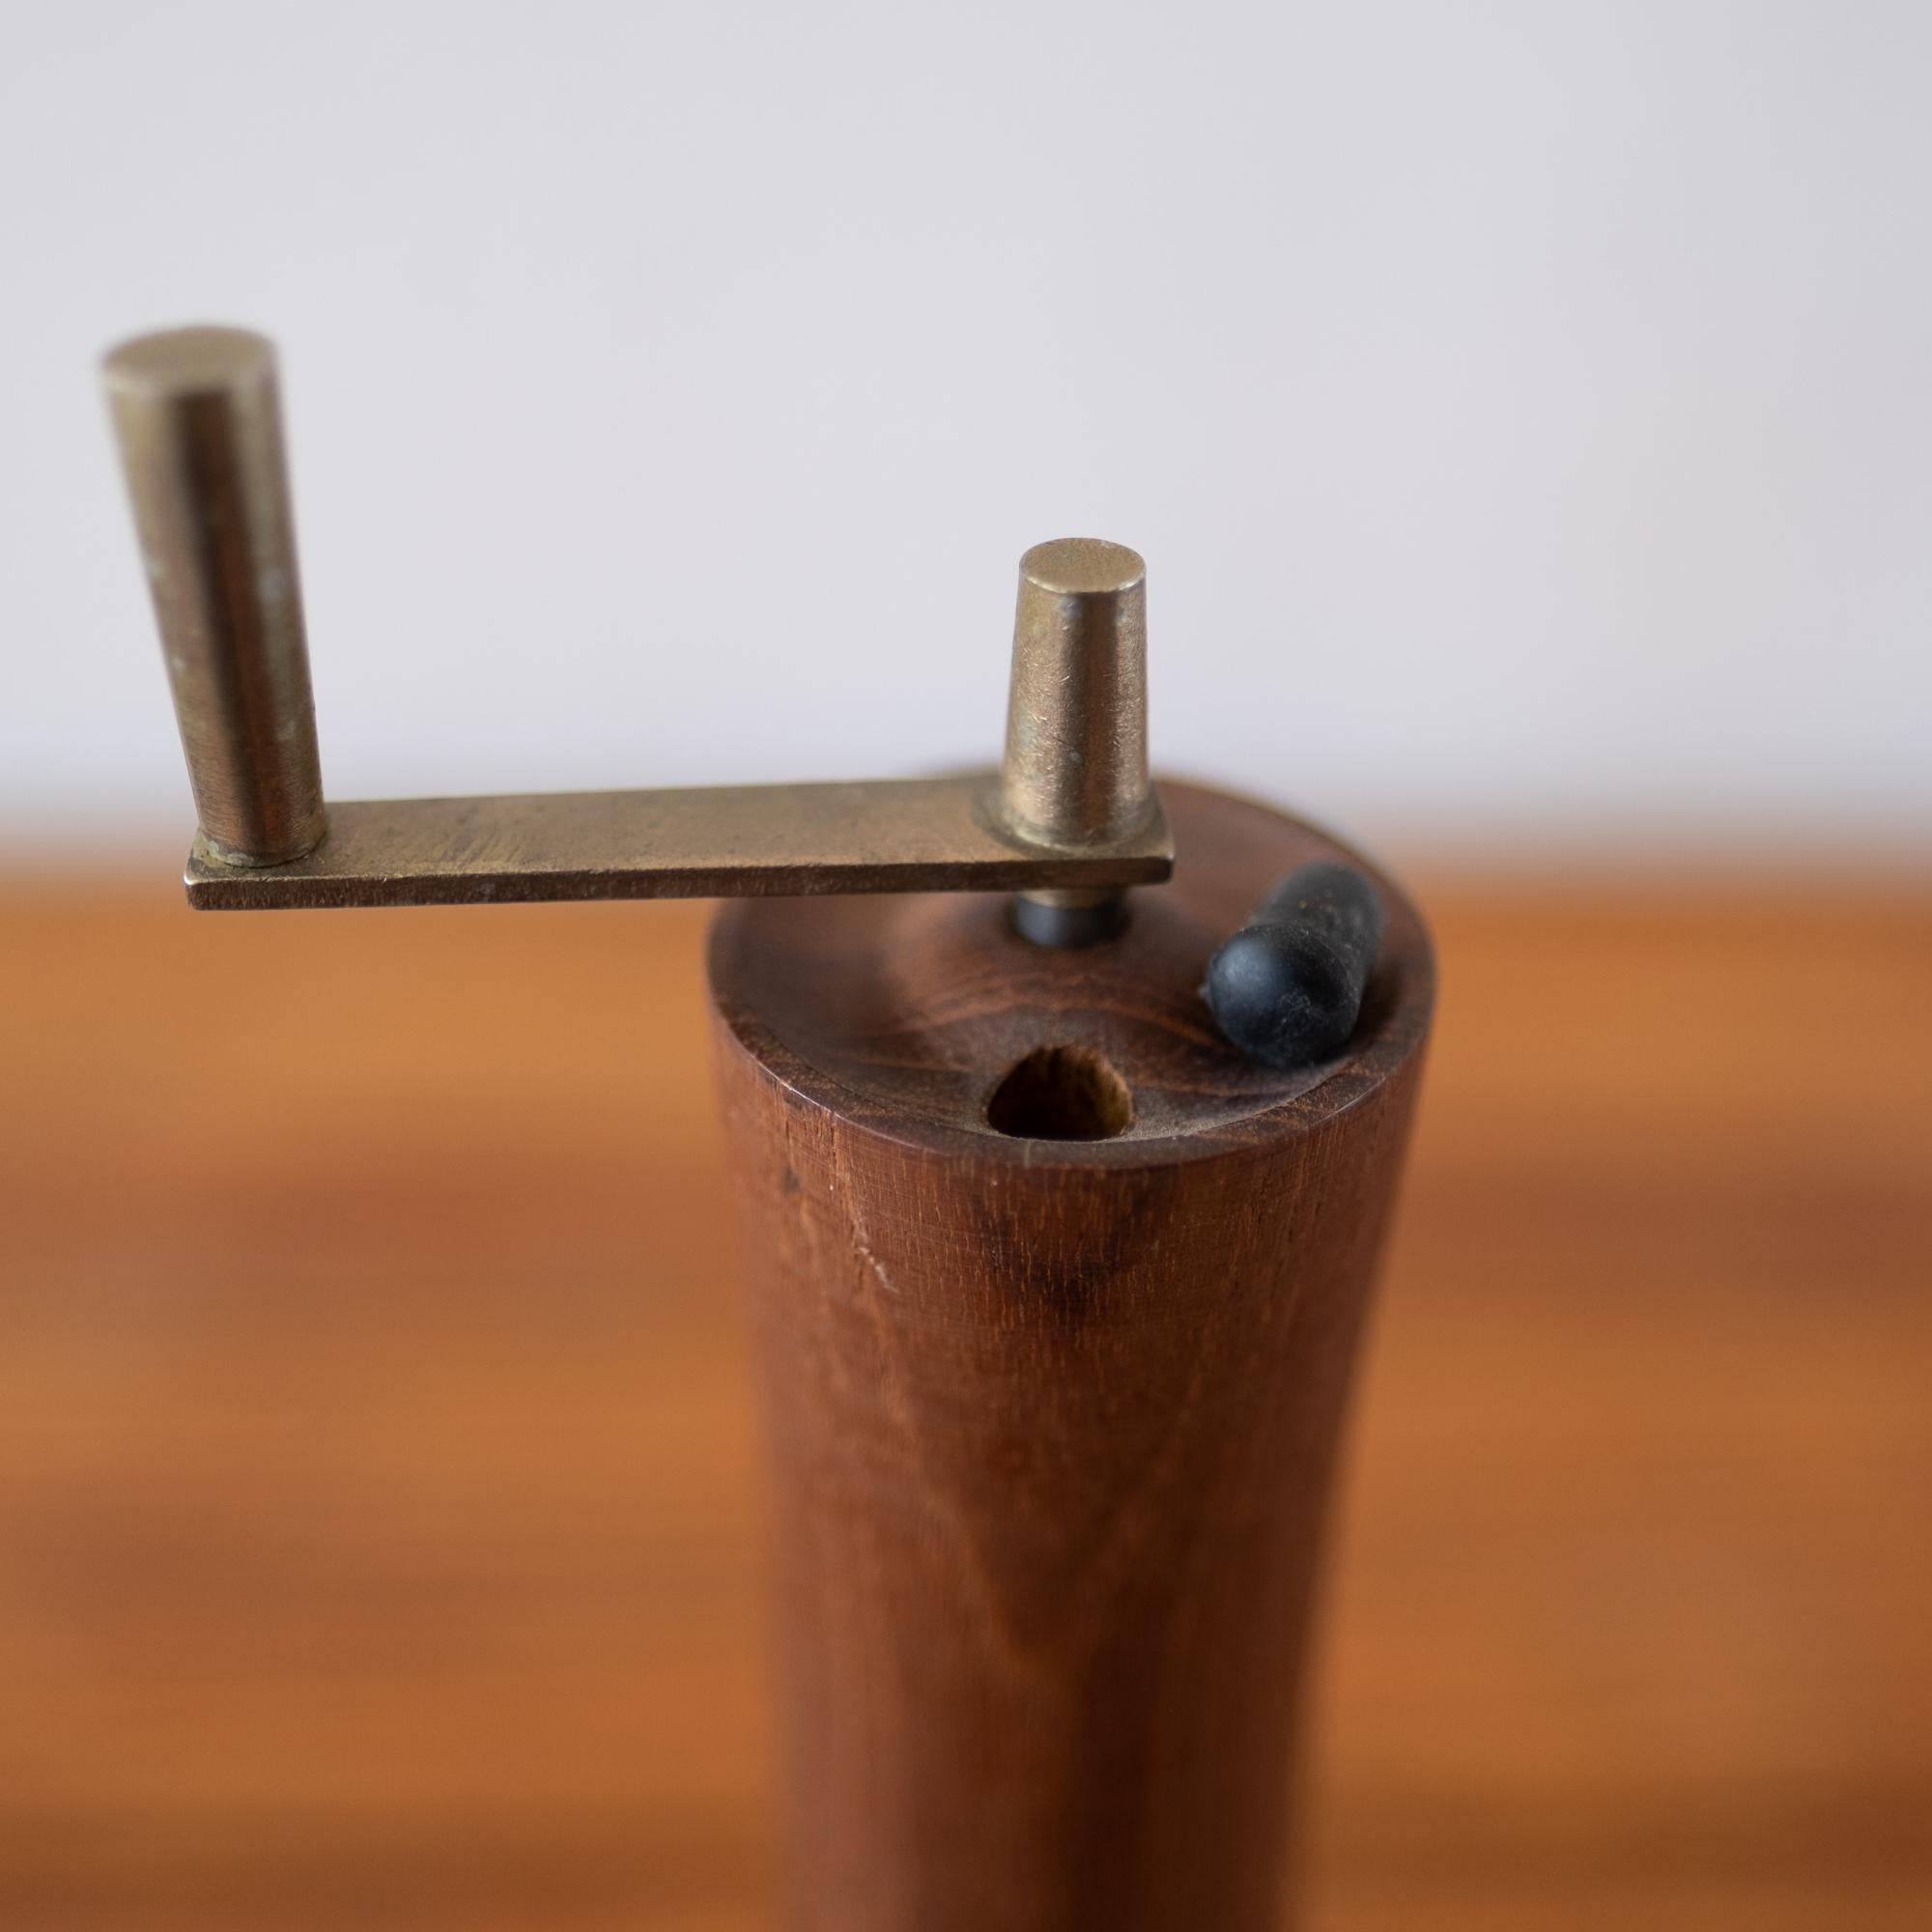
[1202,859,1385,1070]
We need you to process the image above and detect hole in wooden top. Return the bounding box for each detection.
[986,1045,1134,1141]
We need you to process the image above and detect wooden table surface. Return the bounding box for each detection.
[2,874,1927,1930]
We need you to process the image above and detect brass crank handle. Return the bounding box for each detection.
[103,327,1170,934]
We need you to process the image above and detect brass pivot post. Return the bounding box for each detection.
[1001,537,1152,947]
[102,326,1172,928]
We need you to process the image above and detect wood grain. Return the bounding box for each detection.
[0,856,1927,1929]
[710,784,1432,1930]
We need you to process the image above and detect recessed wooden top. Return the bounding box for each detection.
[709,781,1434,1164]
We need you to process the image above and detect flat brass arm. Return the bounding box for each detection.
[105,327,1171,919]
[182,778,1172,911]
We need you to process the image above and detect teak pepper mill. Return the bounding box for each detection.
[104,326,1435,1932]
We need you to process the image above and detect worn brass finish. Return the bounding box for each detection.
[105,327,1175,922]
[104,327,326,866]
[1000,539,1152,848]
[183,775,1173,911]
[1000,539,1153,939]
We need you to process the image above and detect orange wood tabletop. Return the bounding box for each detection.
[2,876,1928,1930]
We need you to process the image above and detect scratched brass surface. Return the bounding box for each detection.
[106,330,1168,921]
[103,327,326,866]
[181,774,1174,909]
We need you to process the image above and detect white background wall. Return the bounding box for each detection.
[5,1,1927,863]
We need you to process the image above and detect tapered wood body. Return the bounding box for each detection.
[708,782,1434,1932]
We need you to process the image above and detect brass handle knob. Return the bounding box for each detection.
[103,327,325,867]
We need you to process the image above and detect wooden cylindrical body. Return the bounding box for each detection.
[708,781,1433,1932]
